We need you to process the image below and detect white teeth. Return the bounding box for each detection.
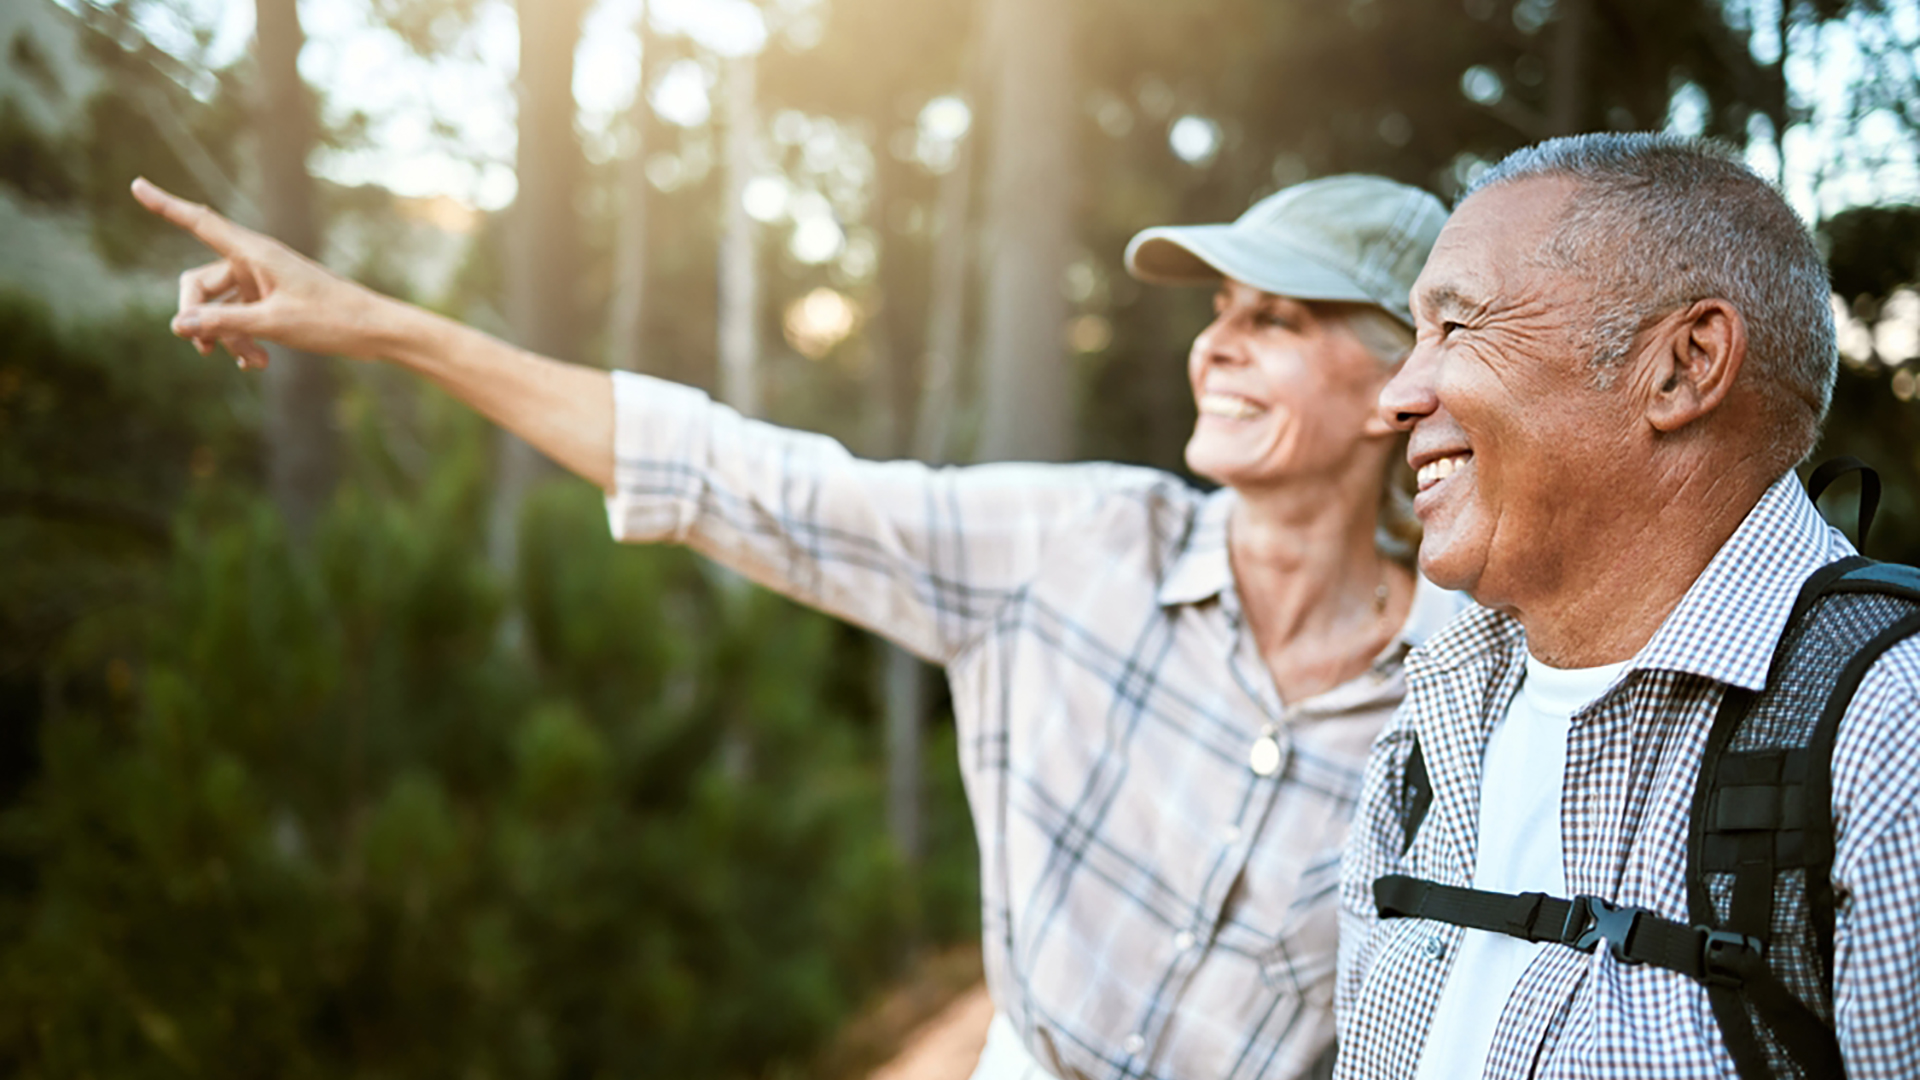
[1198,392,1265,420]
[1417,454,1470,488]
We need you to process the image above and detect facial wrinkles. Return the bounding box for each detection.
[1404,178,1656,613]
[1480,344,1638,610]
[1415,285,1486,334]
[1473,307,1569,398]
[1434,227,1591,405]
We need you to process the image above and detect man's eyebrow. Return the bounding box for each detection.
[1417,285,1476,317]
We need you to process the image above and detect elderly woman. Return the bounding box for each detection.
[134,172,1457,1080]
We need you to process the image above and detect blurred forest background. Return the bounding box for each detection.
[2,0,1918,1075]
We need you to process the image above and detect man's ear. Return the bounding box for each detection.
[1645,298,1747,433]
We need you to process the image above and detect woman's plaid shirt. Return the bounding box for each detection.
[603,372,1461,1080]
[1335,474,1920,1079]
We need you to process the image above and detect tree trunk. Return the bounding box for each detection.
[914,96,977,466]
[712,50,764,782]
[1546,0,1590,136]
[1771,0,1791,184]
[972,0,1075,463]
[491,0,588,596]
[882,80,981,870]
[882,644,927,864]
[716,53,762,418]
[254,0,335,542]
[605,2,650,373]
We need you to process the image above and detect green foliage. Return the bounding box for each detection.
[0,479,973,1077]
[0,299,978,1078]
[0,98,78,205]
[0,3,245,270]
[0,291,255,729]
[1815,211,1920,566]
[1825,204,1920,303]
[1811,372,1920,567]
[75,83,236,269]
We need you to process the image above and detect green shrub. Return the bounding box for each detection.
[0,296,978,1076]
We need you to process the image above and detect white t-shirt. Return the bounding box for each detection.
[972,1012,1054,1080]
[1412,653,1627,1080]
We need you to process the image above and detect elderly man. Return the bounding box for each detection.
[1334,133,1920,1079]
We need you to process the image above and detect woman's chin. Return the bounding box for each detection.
[1185,446,1266,490]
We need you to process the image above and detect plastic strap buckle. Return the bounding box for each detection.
[1698,928,1766,988]
[1562,896,1647,963]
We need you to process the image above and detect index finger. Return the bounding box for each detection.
[130,177,254,256]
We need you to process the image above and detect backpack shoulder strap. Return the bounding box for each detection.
[1807,457,1881,550]
[1825,560,1920,602]
[1803,561,1920,977]
[1688,555,1920,1079]
[1399,740,1432,857]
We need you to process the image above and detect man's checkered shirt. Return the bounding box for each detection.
[602,372,1460,1080]
[1336,473,1920,1078]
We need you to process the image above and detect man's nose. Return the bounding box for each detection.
[1378,343,1438,432]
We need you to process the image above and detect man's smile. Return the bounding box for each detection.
[1415,452,1471,492]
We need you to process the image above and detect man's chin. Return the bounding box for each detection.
[1415,539,1480,596]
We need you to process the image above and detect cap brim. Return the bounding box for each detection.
[1124,225,1378,308]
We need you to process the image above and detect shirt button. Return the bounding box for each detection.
[1424,934,1446,959]
[1173,929,1196,952]
[1122,1033,1146,1056]
[1221,823,1242,844]
[1249,734,1283,776]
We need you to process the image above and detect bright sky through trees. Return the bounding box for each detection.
[50,0,1920,217]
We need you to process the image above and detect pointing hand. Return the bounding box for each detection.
[130,177,392,368]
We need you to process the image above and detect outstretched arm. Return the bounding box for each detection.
[130,177,614,491]
[135,178,1142,664]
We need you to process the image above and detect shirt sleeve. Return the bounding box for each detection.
[1830,643,1920,1077]
[602,370,1119,665]
[1335,705,1417,1031]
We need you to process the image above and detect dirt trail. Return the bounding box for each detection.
[868,982,992,1080]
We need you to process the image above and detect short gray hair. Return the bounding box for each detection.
[1469,133,1836,467]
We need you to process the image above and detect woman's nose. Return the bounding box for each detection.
[1195,316,1247,366]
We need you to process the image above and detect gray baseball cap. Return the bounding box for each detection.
[1123,174,1447,328]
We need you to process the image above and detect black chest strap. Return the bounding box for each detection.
[1374,872,1832,1076]
[1375,553,1920,1079]
[1373,874,1765,984]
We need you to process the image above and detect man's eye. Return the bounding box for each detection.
[1440,320,1466,337]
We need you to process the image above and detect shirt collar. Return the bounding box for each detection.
[1407,472,1852,691]
[1400,573,1470,650]
[1631,470,1854,690]
[1156,488,1469,653]
[1156,487,1236,607]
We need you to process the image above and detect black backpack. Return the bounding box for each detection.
[1373,460,1920,1079]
